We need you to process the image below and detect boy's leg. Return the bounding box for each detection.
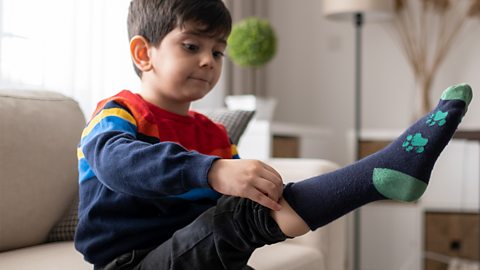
[132,196,287,270]
[278,84,472,233]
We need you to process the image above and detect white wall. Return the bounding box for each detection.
[264,0,480,165]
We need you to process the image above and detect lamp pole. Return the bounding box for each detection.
[323,3,393,269]
[353,12,364,270]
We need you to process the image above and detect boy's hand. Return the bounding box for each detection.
[208,159,283,211]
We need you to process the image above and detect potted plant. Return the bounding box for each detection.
[226,17,278,120]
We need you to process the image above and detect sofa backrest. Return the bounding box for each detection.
[0,90,85,251]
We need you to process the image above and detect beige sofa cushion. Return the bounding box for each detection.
[0,242,91,270]
[249,241,325,270]
[0,90,85,251]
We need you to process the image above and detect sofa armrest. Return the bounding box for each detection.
[0,90,85,252]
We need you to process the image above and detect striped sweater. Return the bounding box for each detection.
[75,90,238,266]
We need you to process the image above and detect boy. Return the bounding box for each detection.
[75,0,473,269]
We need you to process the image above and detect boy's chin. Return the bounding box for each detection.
[184,91,212,103]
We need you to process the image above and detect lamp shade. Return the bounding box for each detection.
[323,0,393,21]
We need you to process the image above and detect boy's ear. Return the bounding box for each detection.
[130,35,152,72]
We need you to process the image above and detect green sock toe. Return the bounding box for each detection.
[373,168,427,202]
[441,83,473,108]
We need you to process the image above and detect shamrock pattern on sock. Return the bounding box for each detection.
[402,133,428,153]
[426,110,448,127]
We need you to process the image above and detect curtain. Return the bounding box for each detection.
[0,0,144,117]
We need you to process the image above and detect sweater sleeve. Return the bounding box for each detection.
[78,102,219,199]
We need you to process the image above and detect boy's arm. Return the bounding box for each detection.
[80,106,219,199]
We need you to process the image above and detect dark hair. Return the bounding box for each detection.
[127,0,232,77]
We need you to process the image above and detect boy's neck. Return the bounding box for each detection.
[139,88,191,116]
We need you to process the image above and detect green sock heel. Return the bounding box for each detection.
[372,168,427,202]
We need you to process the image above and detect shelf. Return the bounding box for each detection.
[424,211,480,270]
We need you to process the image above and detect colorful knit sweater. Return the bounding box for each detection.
[75,90,238,266]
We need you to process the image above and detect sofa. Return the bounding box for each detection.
[0,89,347,270]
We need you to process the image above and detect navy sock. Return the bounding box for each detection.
[282,84,473,230]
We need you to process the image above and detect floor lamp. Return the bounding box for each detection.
[322,1,393,270]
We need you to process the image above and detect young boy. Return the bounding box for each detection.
[74,0,473,269]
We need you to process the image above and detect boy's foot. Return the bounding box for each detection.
[373,83,472,201]
[282,83,473,230]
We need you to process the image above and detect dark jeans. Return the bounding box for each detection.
[97,196,287,270]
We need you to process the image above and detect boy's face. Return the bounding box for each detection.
[142,22,226,108]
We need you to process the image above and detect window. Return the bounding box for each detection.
[0,0,226,115]
[0,0,140,115]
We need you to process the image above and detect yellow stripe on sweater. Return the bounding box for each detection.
[231,144,239,156]
[81,108,137,139]
[77,147,84,160]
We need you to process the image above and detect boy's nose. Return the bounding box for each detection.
[199,53,215,69]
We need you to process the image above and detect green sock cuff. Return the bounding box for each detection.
[441,83,473,107]
[373,168,427,202]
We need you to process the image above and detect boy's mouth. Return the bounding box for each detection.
[189,76,210,85]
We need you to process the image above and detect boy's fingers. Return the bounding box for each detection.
[259,166,283,187]
[254,178,282,202]
[258,169,283,199]
[248,189,282,211]
[262,163,283,182]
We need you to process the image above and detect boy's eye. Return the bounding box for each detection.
[183,43,199,52]
[213,51,224,58]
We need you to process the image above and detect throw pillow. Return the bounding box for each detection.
[201,109,255,145]
[47,196,79,242]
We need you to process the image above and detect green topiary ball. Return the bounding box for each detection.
[227,17,277,68]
